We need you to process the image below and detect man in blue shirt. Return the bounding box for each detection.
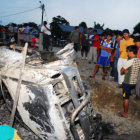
[24,23,31,43]
[90,33,113,80]
[113,31,123,82]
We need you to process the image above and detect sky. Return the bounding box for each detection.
[0,0,140,33]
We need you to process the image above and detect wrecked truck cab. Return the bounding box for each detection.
[0,44,101,140]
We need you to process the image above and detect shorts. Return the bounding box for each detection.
[97,56,111,67]
[81,45,89,52]
[123,83,135,99]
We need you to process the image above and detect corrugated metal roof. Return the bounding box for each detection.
[58,24,103,34]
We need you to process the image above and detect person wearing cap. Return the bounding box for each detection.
[117,29,134,88]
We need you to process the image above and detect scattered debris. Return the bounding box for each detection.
[0,44,105,140]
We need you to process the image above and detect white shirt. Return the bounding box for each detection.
[19,27,25,33]
[41,25,51,35]
[8,26,13,32]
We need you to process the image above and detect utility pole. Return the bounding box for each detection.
[39,1,45,25]
[39,1,44,51]
[41,4,44,25]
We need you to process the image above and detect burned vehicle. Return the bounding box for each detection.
[0,44,103,140]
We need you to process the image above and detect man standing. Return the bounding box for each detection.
[118,45,140,118]
[70,26,80,52]
[134,36,140,100]
[91,33,113,80]
[24,24,30,44]
[41,21,51,51]
[88,28,94,62]
[80,27,89,59]
[88,30,100,64]
[117,29,134,87]
[113,31,123,82]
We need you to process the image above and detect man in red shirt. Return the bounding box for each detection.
[88,30,100,63]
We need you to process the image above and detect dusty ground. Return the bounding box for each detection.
[0,46,140,140]
[76,56,140,139]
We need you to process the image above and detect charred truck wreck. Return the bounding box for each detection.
[0,44,104,140]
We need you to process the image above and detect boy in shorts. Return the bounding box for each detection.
[90,33,113,80]
[118,45,140,118]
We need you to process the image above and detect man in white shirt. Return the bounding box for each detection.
[41,21,51,51]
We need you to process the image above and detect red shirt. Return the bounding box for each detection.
[137,48,140,59]
[92,35,100,50]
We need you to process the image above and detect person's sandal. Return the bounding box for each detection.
[89,75,94,78]
[117,112,128,118]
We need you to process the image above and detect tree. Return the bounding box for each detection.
[27,22,37,27]
[51,15,69,25]
[104,28,112,34]
[6,22,17,27]
[94,22,104,30]
[50,15,70,39]
[133,23,140,34]
[79,22,87,28]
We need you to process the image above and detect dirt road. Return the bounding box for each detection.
[76,56,140,139]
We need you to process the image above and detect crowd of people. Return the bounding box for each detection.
[1,23,140,118]
[0,21,51,50]
[70,26,140,118]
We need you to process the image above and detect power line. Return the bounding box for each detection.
[0,7,40,18]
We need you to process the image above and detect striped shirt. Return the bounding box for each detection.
[124,57,140,84]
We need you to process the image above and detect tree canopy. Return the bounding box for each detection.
[94,22,104,30]
[79,22,87,28]
[133,22,140,34]
[50,15,70,39]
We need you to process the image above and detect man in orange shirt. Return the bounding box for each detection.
[117,29,134,87]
